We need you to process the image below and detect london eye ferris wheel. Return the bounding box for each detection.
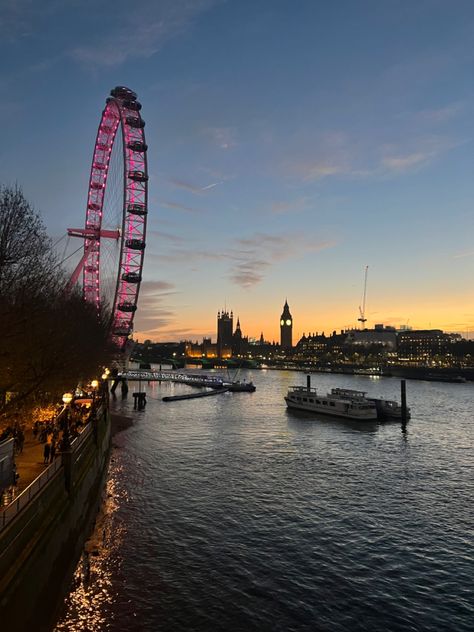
[67,86,148,350]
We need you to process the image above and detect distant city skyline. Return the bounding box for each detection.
[1,1,473,342]
[134,299,473,345]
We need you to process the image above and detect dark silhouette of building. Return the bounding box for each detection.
[232,317,245,355]
[280,300,293,350]
[217,309,233,357]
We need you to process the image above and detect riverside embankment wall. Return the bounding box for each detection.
[0,406,111,631]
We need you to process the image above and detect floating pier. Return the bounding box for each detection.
[162,387,229,402]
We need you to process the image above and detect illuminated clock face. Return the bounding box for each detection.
[280,319,285,326]
[286,319,292,326]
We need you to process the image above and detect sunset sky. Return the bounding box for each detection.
[1,0,474,342]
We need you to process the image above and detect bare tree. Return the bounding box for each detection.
[0,185,113,419]
[0,185,57,297]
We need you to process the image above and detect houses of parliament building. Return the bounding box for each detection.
[184,302,293,359]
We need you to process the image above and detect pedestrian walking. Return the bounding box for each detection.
[43,443,50,464]
[50,442,56,463]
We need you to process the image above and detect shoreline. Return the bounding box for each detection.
[110,413,134,437]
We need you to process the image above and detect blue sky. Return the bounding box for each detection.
[1,0,474,341]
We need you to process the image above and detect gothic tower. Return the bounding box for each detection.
[280,300,293,350]
[232,317,243,355]
[217,309,233,357]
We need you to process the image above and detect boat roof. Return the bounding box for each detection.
[331,387,367,398]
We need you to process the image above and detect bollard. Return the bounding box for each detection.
[133,392,146,410]
[401,380,407,423]
[121,379,129,397]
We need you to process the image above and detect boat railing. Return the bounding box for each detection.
[289,386,318,394]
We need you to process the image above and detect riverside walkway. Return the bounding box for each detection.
[1,430,59,507]
[14,429,53,493]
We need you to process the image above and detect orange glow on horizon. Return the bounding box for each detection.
[134,298,474,343]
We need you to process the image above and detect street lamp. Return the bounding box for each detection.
[62,392,73,406]
[90,379,99,409]
[62,392,73,450]
[61,392,74,492]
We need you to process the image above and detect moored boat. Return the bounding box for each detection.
[225,380,256,392]
[330,387,409,420]
[285,381,377,420]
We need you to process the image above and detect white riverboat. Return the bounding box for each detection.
[330,388,409,420]
[285,384,378,420]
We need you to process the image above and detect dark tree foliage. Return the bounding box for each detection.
[0,185,113,417]
[0,185,57,295]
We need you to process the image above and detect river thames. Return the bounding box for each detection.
[55,369,474,631]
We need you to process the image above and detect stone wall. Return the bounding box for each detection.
[0,406,111,631]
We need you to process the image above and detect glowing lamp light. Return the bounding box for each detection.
[91,380,99,390]
[62,392,73,406]
[102,372,108,380]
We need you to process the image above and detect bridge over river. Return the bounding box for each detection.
[116,370,226,389]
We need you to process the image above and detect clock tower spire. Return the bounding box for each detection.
[280,300,293,350]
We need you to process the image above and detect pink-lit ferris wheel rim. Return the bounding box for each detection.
[73,86,148,350]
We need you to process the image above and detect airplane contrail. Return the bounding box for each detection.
[201,181,222,190]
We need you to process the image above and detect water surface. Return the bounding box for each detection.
[55,370,474,631]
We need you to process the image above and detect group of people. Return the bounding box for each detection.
[33,404,89,465]
[0,423,25,455]
[33,416,63,464]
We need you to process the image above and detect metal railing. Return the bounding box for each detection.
[0,457,62,530]
[0,403,106,531]
[71,419,93,452]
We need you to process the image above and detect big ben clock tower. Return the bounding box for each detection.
[280,300,293,350]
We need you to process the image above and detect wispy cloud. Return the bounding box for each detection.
[453,250,474,259]
[381,152,429,171]
[228,261,270,288]
[295,162,345,181]
[160,200,203,213]
[381,136,462,173]
[69,0,220,68]
[288,132,462,182]
[0,0,41,38]
[147,230,186,245]
[134,278,178,336]
[229,232,336,288]
[149,248,229,264]
[169,178,222,194]
[140,280,175,294]
[270,197,312,215]
[415,102,465,124]
[200,126,237,150]
[147,230,336,288]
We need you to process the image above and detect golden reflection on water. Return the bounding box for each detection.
[54,460,126,631]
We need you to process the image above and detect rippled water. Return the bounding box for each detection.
[55,370,474,631]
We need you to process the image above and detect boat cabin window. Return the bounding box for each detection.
[303,398,307,402]
[316,399,321,404]
[323,401,327,405]
[309,398,314,403]
[330,402,335,406]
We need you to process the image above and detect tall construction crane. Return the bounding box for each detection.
[358,265,369,329]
